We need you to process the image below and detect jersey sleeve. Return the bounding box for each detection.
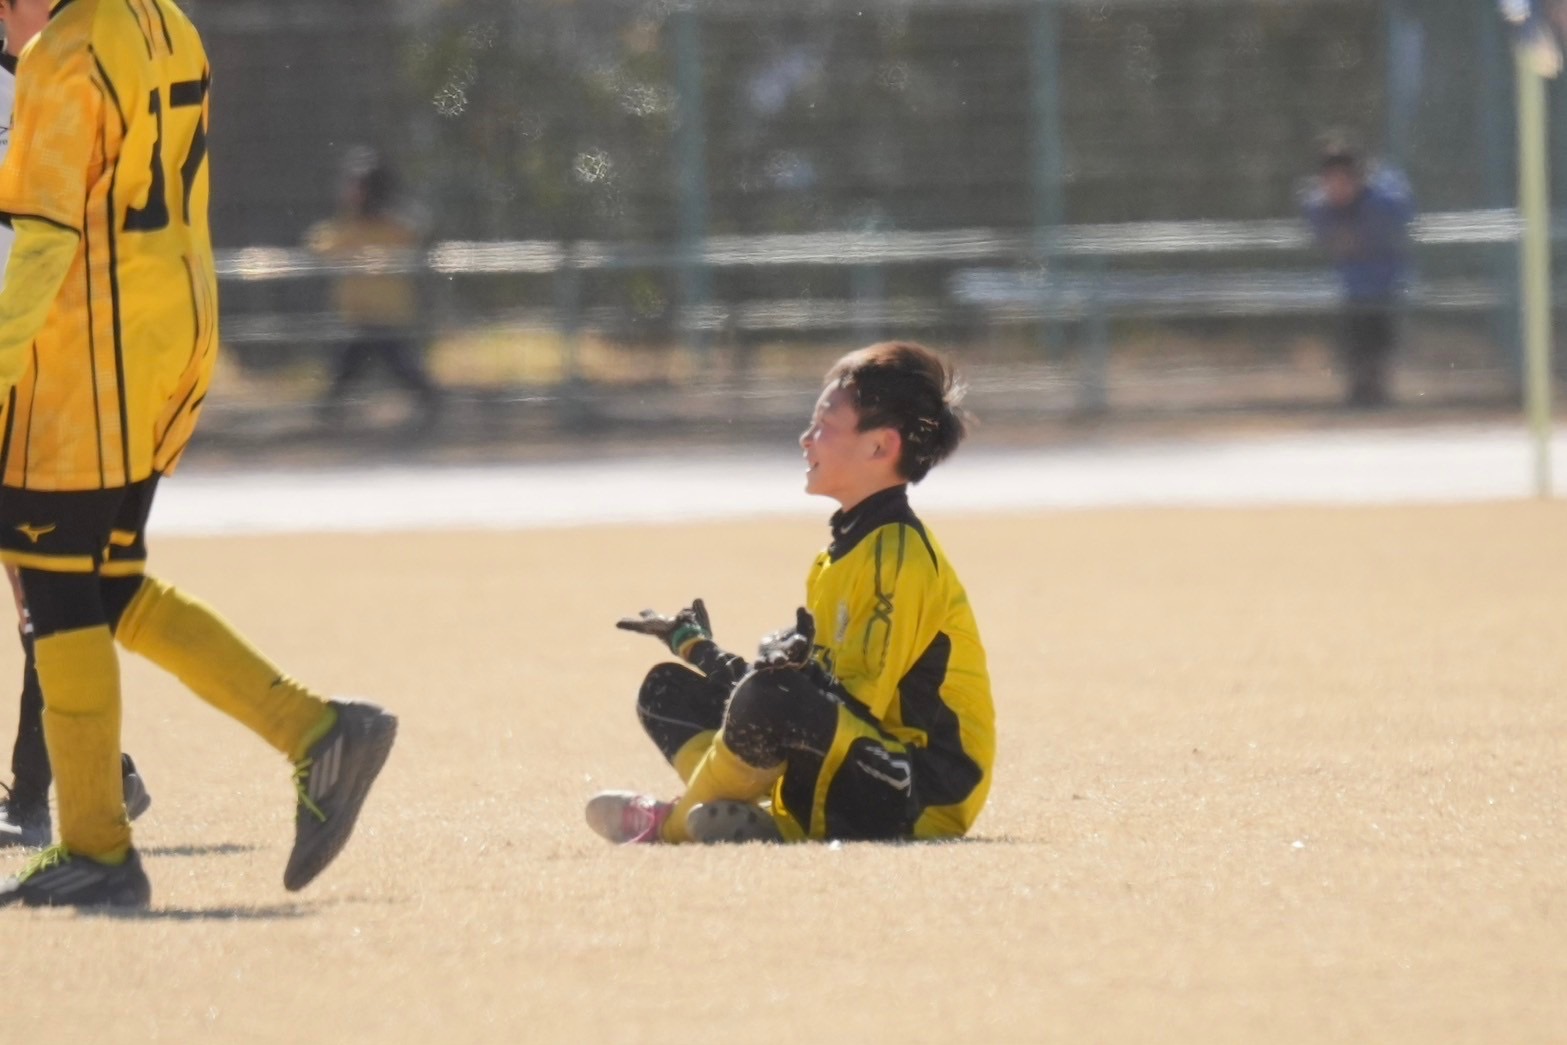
[837,524,943,722]
[0,43,102,233]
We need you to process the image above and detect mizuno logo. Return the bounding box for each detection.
[14,522,55,544]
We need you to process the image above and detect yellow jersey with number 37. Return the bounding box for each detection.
[0,0,216,491]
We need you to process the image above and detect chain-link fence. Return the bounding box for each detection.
[180,0,1555,452]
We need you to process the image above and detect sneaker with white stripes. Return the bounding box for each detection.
[284,699,397,892]
[0,844,151,908]
[121,754,152,822]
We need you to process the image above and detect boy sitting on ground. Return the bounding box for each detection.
[588,341,995,844]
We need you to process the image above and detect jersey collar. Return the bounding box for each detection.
[51,0,80,16]
[828,484,912,562]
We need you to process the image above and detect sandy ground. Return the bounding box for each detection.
[3,502,1565,1043]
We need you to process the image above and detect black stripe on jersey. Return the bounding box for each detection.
[0,51,17,75]
[85,132,104,487]
[123,0,155,60]
[92,48,133,486]
[49,0,81,16]
[0,386,15,480]
[154,262,200,457]
[1,212,82,236]
[21,344,37,487]
[898,632,984,809]
[148,0,174,52]
[170,78,206,107]
[90,49,126,126]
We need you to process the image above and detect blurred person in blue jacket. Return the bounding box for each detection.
[1302,137,1415,408]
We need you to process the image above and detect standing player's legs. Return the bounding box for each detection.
[322,332,377,415]
[3,485,141,866]
[98,478,397,892]
[1341,304,1396,408]
[0,560,153,848]
[373,330,444,420]
[0,478,395,905]
[669,667,919,844]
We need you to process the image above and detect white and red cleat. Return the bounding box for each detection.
[584,791,674,844]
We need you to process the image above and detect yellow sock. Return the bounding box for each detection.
[671,729,716,784]
[662,734,782,843]
[35,626,130,862]
[115,576,333,760]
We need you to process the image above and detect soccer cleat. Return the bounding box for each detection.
[685,800,783,844]
[283,700,397,892]
[584,791,674,844]
[121,754,152,822]
[0,787,50,850]
[0,844,151,908]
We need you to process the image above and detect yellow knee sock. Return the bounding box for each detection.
[662,734,782,843]
[671,729,717,784]
[35,626,130,862]
[115,576,334,760]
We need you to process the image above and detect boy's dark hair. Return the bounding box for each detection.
[827,341,969,483]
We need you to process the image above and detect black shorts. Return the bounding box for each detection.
[0,477,158,578]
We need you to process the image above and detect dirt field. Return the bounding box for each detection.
[5,501,1565,1043]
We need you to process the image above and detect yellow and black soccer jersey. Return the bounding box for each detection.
[805,484,995,839]
[0,0,216,490]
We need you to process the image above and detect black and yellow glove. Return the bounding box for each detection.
[754,607,816,670]
[616,598,714,660]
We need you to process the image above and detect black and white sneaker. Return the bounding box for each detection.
[284,699,397,892]
[0,787,49,850]
[0,845,151,908]
[686,800,783,844]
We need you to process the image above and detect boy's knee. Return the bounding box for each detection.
[726,669,803,733]
[724,667,838,768]
[636,661,701,720]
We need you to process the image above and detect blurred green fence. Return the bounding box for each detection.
[180,0,1555,441]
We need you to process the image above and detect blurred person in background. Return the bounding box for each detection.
[1302,136,1415,409]
[0,0,147,850]
[306,148,444,430]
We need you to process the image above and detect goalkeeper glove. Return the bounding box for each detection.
[754,607,816,670]
[616,598,713,659]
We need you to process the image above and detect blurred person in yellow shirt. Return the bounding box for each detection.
[306,148,444,429]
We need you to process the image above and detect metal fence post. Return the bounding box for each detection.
[672,5,712,365]
[555,245,590,430]
[1480,1,1523,377]
[1028,0,1066,363]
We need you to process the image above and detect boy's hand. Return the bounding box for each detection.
[616,598,713,658]
[755,607,816,669]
